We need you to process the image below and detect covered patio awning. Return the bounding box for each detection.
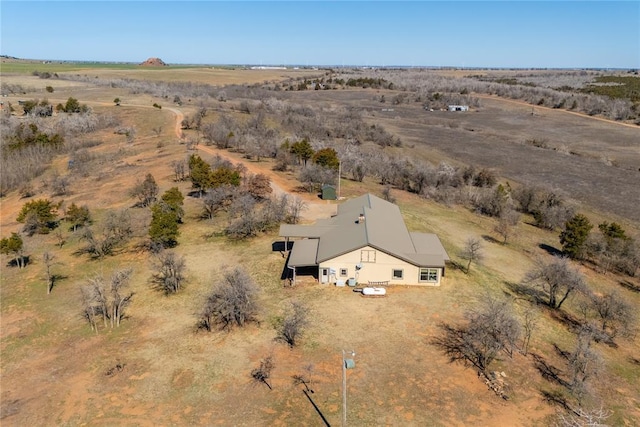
[288,239,319,267]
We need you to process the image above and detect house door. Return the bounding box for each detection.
[320,268,329,284]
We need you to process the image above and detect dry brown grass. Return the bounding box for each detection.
[1,70,639,426]
[287,87,640,223]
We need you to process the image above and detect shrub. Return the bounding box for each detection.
[199,267,259,331]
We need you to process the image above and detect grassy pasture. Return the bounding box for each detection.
[1,59,322,86]
[1,67,640,426]
[0,60,199,74]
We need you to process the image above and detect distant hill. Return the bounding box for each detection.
[140,57,168,67]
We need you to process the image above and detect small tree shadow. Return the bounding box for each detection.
[532,353,569,387]
[447,260,466,272]
[539,243,563,257]
[431,322,478,369]
[549,309,583,333]
[481,235,501,244]
[49,274,68,292]
[7,256,30,268]
[540,389,572,411]
[553,344,571,360]
[187,190,204,198]
[504,281,545,303]
[628,356,640,366]
[0,397,25,419]
[619,280,640,293]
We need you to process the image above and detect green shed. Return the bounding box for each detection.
[321,184,337,200]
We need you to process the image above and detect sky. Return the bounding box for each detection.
[1,1,638,68]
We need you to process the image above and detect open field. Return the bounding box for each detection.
[1,60,321,85]
[282,88,640,224]
[1,67,640,426]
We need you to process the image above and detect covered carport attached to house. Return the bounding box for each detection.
[285,238,319,285]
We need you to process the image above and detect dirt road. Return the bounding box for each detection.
[165,107,336,222]
[475,93,639,129]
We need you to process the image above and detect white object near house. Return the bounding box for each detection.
[362,287,386,296]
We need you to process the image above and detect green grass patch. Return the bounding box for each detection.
[581,75,640,102]
[0,61,206,74]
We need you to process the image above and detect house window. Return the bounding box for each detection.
[340,268,348,277]
[419,268,439,283]
[392,269,403,280]
[361,250,376,263]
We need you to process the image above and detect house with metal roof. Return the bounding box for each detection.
[279,194,450,286]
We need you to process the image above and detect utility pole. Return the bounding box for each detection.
[337,159,341,200]
[342,349,355,427]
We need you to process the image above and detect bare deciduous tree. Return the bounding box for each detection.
[567,326,602,402]
[80,285,98,333]
[285,195,306,225]
[381,185,396,204]
[433,294,521,372]
[582,291,635,342]
[109,269,134,328]
[521,307,539,356]
[251,356,274,390]
[460,237,483,273]
[81,268,134,331]
[202,185,237,219]
[130,173,159,207]
[43,251,56,294]
[225,195,260,239]
[49,173,70,196]
[54,229,65,248]
[557,406,612,427]
[494,209,520,244]
[151,251,186,294]
[523,257,587,310]
[79,209,133,258]
[298,164,336,193]
[276,300,309,347]
[199,267,259,331]
[171,160,188,182]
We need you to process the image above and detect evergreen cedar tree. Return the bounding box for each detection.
[560,213,593,259]
[16,199,59,234]
[149,188,184,248]
[312,147,340,170]
[65,203,91,231]
[188,154,240,194]
[599,222,628,242]
[0,233,25,268]
[161,187,185,222]
[149,203,180,248]
[289,139,314,166]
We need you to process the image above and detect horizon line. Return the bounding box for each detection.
[1,56,635,71]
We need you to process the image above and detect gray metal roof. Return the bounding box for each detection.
[288,239,319,267]
[410,233,451,261]
[279,224,333,238]
[281,194,449,267]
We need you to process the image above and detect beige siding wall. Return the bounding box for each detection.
[319,246,442,286]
